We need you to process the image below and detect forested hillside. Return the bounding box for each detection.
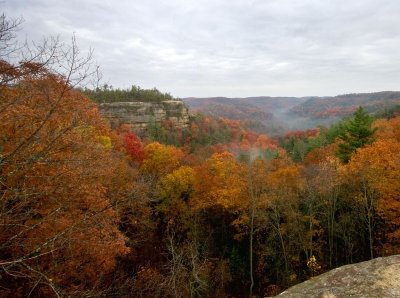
[290,91,400,118]
[185,93,400,133]
[1,14,400,298]
[184,96,302,112]
[184,97,303,134]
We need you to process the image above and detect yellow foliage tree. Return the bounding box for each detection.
[157,166,195,229]
[140,142,184,179]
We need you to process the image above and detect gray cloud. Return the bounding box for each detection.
[4,0,400,97]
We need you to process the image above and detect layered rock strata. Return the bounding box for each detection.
[99,100,190,134]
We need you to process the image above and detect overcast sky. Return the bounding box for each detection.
[4,0,400,97]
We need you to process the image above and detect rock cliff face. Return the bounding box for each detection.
[99,100,190,134]
[276,255,400,298]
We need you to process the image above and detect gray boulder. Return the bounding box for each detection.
[277,255,400,298]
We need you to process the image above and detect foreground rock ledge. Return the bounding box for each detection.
[276,255,400,298]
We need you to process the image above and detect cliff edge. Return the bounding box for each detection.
[99,100,190,134]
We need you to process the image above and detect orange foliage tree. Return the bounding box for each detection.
[192,152,246,210]
[348,117,400,255]
[0,20,128,296]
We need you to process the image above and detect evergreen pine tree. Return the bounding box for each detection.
[337,106,376,163]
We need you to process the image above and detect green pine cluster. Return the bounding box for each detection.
[337,107,376,163]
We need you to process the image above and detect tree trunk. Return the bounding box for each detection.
[249,203,255,298]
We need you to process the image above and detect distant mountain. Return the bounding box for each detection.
[183,92,400,133]
[184,96,303,113]
[289,91,400,119]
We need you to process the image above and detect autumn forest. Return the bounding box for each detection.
[1,14,400,298]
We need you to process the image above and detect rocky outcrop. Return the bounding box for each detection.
[99,100,190,135]
[276,255,400,298]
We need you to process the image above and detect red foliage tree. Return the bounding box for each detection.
[123,132,144,164]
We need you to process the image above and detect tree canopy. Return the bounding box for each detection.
[337,106,376,163]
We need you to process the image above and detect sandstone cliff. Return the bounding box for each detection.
[99,100,190,134]
[276,255,400,298]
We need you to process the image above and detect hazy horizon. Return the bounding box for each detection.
[182,90,400,99]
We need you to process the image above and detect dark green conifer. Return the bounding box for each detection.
[337,106,376,163]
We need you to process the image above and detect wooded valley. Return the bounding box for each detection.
[1,14,400,297]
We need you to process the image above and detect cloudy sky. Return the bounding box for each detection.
[4,0,400,97]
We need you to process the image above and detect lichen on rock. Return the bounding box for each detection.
[276,255,400,298]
